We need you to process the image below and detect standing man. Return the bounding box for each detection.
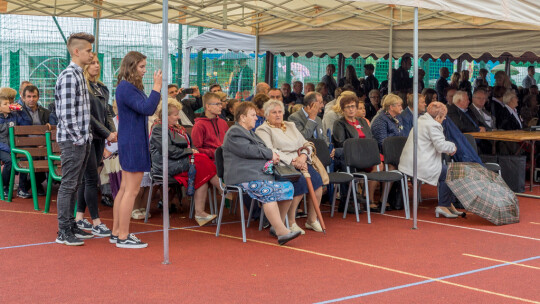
[321,64,337,99]
[19,85,50,198]
[436,67,450,104]
[392,56,412,93]
[54,32,95,246]
[167,84,179,98]
[288,92,328,144]
[522,66,537,89]
[229,59,253,100]
[363,64,379,100]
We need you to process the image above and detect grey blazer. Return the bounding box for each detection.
[222,124,274,185]
[288,108,329,144]
[468,104,495,131]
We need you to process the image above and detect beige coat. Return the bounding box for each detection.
[255,121,312,165]
[398,114,456,186]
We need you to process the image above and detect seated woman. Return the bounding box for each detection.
[222,102,301,245]
[398,102,461,218]
[322,90,357,134]
[255,99,325,234]
[370,93,405,151]
[332,94,380,212]
[355,99,370,125]
[149,99,221,226]
[520,95,538,127]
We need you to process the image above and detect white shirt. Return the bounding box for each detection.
[472,104,493,128]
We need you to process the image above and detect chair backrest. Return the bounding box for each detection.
[10,125,56,159]
[382,136,408,167]
[308,138,331,167]
[215,147,225,180]
[463,133,478,154]
[343,138,381,169]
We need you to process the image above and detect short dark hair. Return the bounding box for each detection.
[168,84,178,89]
[253,93,270,110]
[339,94,359,111]
[209,84,222,91]
[364,64,374,71]
[303,92,320,107]
[22,85,39,98]
[234,101,258,122]
[67,32,95,53]
[473,87,487,96]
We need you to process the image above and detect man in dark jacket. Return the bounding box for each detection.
[436,67,450,104]
[392,56,412,93]
[19,85,50,198]
[447,91,484,133]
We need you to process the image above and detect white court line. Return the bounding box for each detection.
[381,213,540,241]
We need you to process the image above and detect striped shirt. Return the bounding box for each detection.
[54,62,92,144]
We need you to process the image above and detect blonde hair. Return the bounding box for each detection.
[0,87,17,102]
[382,93,402,111]
[83,53,102,84]
[332,90,356,114]
[155,98,183,119]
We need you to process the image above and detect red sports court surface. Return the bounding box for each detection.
[1,184,539,303]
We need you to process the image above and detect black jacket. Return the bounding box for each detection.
[149,124,193,178]
[180,97,203,124]
[498,107,523,130]
[332,117,373,148]
[22,105,50,125]
[88,82,115,140]
[446,104,480,133]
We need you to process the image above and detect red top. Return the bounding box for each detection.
[346,119,365,138]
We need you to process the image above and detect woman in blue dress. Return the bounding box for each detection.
[112,51,161,249]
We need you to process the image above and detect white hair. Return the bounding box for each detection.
[263,99,285,117]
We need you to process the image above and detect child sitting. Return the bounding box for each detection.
[0,88,32,196]
[149,99,222,226]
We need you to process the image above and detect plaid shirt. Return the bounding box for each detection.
[54,62,92,144]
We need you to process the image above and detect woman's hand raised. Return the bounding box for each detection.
[152,70,163,93]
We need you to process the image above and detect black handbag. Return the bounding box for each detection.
[273,163,301,182]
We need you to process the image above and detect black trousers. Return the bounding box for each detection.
[76,139,105,220]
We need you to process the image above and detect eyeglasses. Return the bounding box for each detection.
[343,105,357,110]
[207,103,221,106]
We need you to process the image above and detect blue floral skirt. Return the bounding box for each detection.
[238,180,294,203]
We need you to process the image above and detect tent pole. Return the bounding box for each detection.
[93,18,100,53]
[183,47,191,88]
[412,7,419,230]
[177,24,182,86]
[161,0,171,264]
[254,25,259,89]
[388,7,394,91]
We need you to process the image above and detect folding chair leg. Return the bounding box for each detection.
[216,192,227,237]
[144,182,154,223]
[363,177,371,224]
[238,191,247,243]
[259,204,265,231]
[247,199,255,228]
[380,182,391,215]
[285,214,289,229]
[0,166,4,201]
[208,188,214,215]
[401,179,410,219]
[303,194,307,214]
[330,183,338,217]
[342,181,353,219]
[43,175,53,213]
[351,180,360,223]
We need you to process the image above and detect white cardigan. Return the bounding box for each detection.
[255,121,312,166]
[398,114,456,186]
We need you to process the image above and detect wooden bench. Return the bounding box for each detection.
[7,125,58,211]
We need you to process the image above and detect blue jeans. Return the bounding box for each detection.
[438,164,455,207]
[57,141,91,230]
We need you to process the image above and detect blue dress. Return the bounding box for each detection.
[116,80,160,172]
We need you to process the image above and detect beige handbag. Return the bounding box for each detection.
[301,142,330,185]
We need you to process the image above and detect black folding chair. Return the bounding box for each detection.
[381,136,410,218]
[309,139,355,219]
[343,138,408,224]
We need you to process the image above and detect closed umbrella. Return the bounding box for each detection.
[446,162,519,225]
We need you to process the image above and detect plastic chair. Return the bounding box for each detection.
[381,136,410,219]
[308,139,355,219]
[343,138,408,224]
